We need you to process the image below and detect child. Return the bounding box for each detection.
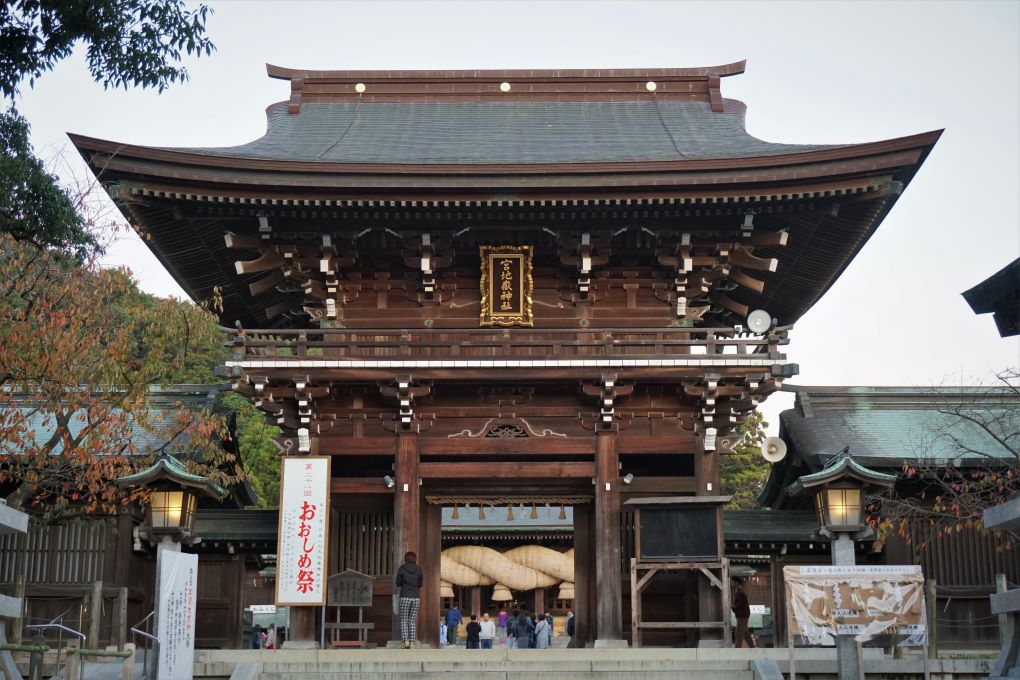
[439,618,448,647]
[465,614,481,649]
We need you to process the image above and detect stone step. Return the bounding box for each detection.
[258,672,753,680]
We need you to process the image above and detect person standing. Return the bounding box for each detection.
[506,609,520,649]
[445,603,463,646]
[565,611,575,648]
[265,623,276,650]
[731,576,756,648]
[396,551,424,649]
[251,625,262,650]
[465,614,482,649]
[439,618,448,647]
[479,612,496,649]
[534,613,551,649]
[519,609,536,649]
[496,606,509,643]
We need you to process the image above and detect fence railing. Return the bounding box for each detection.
[228,326,790,362]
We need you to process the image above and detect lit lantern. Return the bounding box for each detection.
[787,446,896,538]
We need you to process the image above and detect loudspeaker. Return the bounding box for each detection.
[761,437,787,463]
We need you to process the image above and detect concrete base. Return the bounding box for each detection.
[280,640,319,650]
[593,638,629,648]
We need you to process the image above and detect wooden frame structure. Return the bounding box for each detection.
[71,62,940,647]
[627,496,732,647]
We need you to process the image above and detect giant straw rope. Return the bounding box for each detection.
[440,545,573,593]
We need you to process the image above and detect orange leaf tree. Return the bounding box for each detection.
[0,233,241,522]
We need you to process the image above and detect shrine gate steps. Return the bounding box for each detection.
[191,648,993,680]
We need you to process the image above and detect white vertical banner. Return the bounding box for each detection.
[157,551,197,680]
[276,456,330,605]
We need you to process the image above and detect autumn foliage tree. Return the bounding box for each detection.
[869,368,1020,546]
[0,227,244,521]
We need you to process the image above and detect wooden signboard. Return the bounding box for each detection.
[479,245,534,327]
[783,565,927,646]
[327,570,374,608]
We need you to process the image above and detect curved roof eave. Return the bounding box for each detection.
[67,129,942,190]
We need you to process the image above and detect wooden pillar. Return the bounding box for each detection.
[114,587,128,650]
[573,503,595,645]
[419,502,441,648]
[289,606,318,646]
[594,431,623,643]
[391,432,420,641]
[466,586,479,619]
[534,588,545,617]
[88,580,103,649]
[695,432,722,642]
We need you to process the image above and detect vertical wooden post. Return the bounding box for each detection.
[114,587,128,650]
[769,555,784,648]
[629,559,639,647]
[122,642,136,680]
[392,432,419,642]
[470,587,482,619]
[65,638,81,680]
[88,579,103,650]
[573,503,594,646]
[925,579,937,659]
[533,588,544,618]
[695,433,722,643]
[419,502,441,648]
[997,573,1008,645]
[12,574,25,645]
[594,430,623,643]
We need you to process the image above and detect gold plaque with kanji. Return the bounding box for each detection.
[479,245,534,327]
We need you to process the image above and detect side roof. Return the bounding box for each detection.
[778,385,1020,468]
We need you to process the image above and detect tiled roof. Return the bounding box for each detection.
[779,386,1020,467]
[170,99,834,165]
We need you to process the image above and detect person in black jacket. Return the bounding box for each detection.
[396,551,424,648]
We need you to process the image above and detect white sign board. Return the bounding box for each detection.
[250,605,277,615]
[157,550,197,680]
[784,565,927,646]
[276,456,331,605]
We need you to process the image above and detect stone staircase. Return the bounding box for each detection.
[191,648,993,680]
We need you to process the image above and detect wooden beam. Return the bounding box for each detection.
[420,437,595,456]
[330,478,394,494]
[419,461,595,479]
[621,476,696,494]
[319,438,397,455]
[618,436,695,454]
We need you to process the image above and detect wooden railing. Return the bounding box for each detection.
[227,327,789,362]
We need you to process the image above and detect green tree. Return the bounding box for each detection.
[1,0,214,256]
[720,410,770,509]
[222,393,280,508]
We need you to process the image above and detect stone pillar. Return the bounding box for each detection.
[594,431,625,646]
[831,533,861,680]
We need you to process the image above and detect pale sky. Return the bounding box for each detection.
[11,0,1020,434]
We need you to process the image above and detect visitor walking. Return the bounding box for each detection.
[519,609,536,648]
[507,609,520,649]
[479,612,496,649]
[445,603,463,646]
[251,626,262,650]
[396,551,424,649]
[566,611,575,648]
[534,613,551,649]
[497,606,508,642]
[265,623,276,650]
[465,614,481,649]
[731,577,756,648]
